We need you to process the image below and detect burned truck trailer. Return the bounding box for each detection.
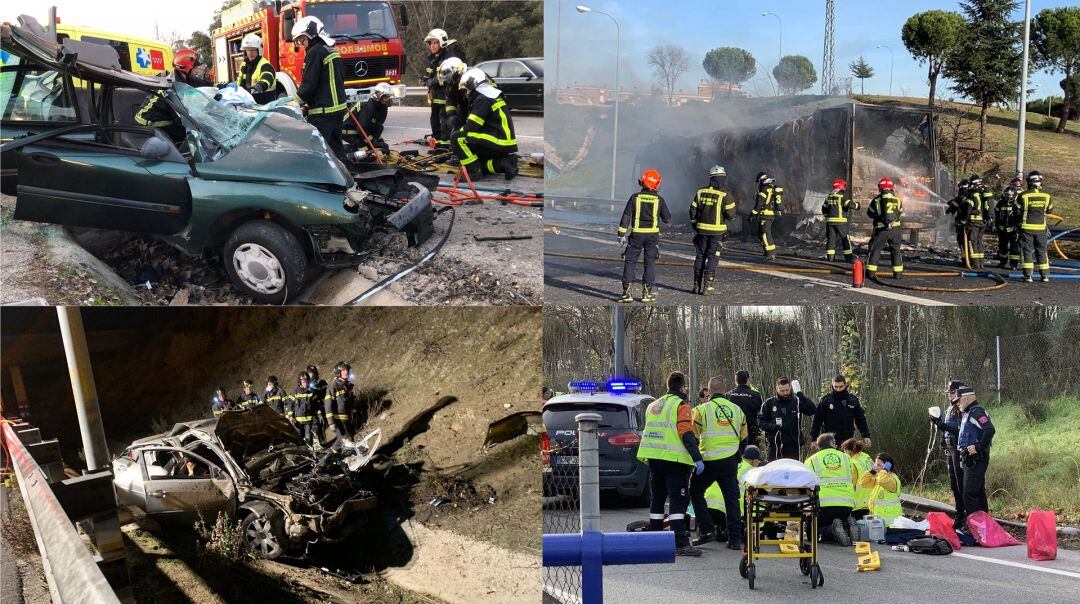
[633,101,941,240]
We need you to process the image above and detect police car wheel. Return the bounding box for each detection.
[224,221,307,304]
[240,502,287,560]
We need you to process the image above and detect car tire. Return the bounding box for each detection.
[223,221,307,304]
[240,502,288,560]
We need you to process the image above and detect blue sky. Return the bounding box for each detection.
[546,0,1073,100]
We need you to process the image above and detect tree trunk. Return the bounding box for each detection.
[979,102,988,151]
[861,78,865,95]
[1057,80,1071,133]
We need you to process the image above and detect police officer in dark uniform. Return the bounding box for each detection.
[725,370,763,448]
[264,376,288,415]
[307,365,328,441]
[866,177,904,279]
[955,386,995,530]
[211,386,235,417]
[751,172,783,259]
[810,375,871,446]
[292,17,347,160]
[995,178,1023,269]
[290,372,315,446]
[690,165,737,295]
[821,178,859,262]
[237,379,261,409]
[327,361,356,448]
[617,169,671,304]
[757,378,817,461]
[932,381,967,529]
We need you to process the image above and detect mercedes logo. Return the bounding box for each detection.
[355,61,368,77]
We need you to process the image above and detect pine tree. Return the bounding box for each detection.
[849,56,874,94]
[943,0,1022,150]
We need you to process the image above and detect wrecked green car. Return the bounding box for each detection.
[1,17,434,303]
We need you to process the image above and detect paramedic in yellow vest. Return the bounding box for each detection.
[690,165,737,295]
[821,178,859,262]
[859,451,902,524]
[236,33,277,104]
[841,437,875,532]
[688,376,748,550]
[804,433,858,545]
[617,169,671,304]
[636,371,704,557]
[1017,170,1053,283]
[700,444,761,546]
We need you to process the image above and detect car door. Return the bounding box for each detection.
[136,446,236,520]
[496,60,536,110]
[11,124,193,234]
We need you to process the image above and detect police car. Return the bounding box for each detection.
[542,379,653,503]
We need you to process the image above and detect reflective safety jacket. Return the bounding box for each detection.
[637,393,694,466]
[1018,188,1053,232]
[959,189,992,226]
[328,376,354,420]
[850,451,875,510]
[297,39,346,116]
[996,187,1022,232]
[211,397,235,417]
[692,396,745,461]
[424,44,465,100]
[134,92,176,128]
[264,387,289,415]
[868,192,903,229]
[690,186,736,233]
[463,91,518,151]
[821,192,859,223]
[618,191,671,235]
[863,470,902,522]
[804,447,856,508]
[238,392,262,409]
[237,55,277,94]
[343,97,387,139]
[752,186,783,219]
[289,386,314,422]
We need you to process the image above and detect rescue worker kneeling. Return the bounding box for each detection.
[235,33,277,104]
[637,371,704,557]
[451,68,518,180]
[858,451,903,525]
[688,377,749,550]
[617,169,671,303]
[343,82,393,156]
[437,57,469,135]
[804,433,857,545]
[690,165,736,295]
[699,445,761,545]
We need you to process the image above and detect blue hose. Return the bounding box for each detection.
[961,271,1080,280]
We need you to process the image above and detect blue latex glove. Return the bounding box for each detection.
[695,460,705,475]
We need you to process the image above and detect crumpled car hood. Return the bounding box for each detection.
[192,111,354,188]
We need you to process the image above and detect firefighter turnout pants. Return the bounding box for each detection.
[758,217,776,255]
[689,456,743,545]
[868,227,904,275]
[309,113,346,161]
[965,223,986,266]
[825,223,853,260]
[623,233,660,287]
[648,459,694,548]
[324,397,354,446]
[692,233,724,279]
[451,131,513,175]
[996,229,1020,266]
[1020,230,1050,277]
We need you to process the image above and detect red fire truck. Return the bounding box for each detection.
[211,0,408,99]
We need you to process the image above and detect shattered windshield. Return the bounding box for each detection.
[172,82,303,158]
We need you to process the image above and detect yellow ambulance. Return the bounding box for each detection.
[55,25,174,77]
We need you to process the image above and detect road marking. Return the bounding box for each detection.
[950,552,1080,578]
[557,232,954,306]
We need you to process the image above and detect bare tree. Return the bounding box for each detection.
[647,44,690,106]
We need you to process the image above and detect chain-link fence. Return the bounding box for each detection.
[542,435,581,604]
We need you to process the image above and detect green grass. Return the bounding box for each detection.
[910,395,1080,525]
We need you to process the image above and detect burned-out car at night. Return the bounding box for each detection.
[112,405,382,559]
[1,16,434,303]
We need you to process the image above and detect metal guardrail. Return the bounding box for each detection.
[2,420,121,604]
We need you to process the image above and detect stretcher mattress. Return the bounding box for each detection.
[743,458,819,489]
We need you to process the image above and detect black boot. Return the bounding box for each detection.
[642,284,656,303]
[705,275,716,294]
[500,156,519,180]
[692,272,703,295]
[692,531,716,546]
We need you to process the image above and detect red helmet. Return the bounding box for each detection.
[173,48,198,74]
[878,177,894,192]
[832,178,847,191]
[639,169,662,190]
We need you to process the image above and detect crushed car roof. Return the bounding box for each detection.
[2,16,169,91]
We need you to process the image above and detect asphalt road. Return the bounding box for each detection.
[544,209,1080,306]
[548,504,1080,603]
[383,106,544,155]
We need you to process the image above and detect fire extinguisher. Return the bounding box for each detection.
[852,256,865,288]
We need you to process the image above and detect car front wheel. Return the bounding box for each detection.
[240,502,287,560]
[223,221,307,304]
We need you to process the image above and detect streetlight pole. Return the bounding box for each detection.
[762,12,782,97]
[1016,0,1032,178]
[577,5,621,200]
[876,44,894,97]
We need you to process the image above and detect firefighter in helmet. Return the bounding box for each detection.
[292,16,347,160]
[210,386,234,417]
[821,179,859,262]
[327,361,356,448]
[437,57,469,135]
[236,33,277,104]
[751,172,783,259]
[290,372,315,446]
[451,68,518,180]
[946,179,970,265]
[238,379,261,409]
[690,165,736,294]
[959,175,993,269]
[343,82,393,154]
[866,177,904,279]
[134,48,210,145]
[1017,171,1053,283]
[617,169,671,303]
[264,376,288,415]
[995,177,1023,269]
[423,29,465,144]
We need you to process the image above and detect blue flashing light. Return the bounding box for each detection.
[606,379,641,393]
[569,380,600,392]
